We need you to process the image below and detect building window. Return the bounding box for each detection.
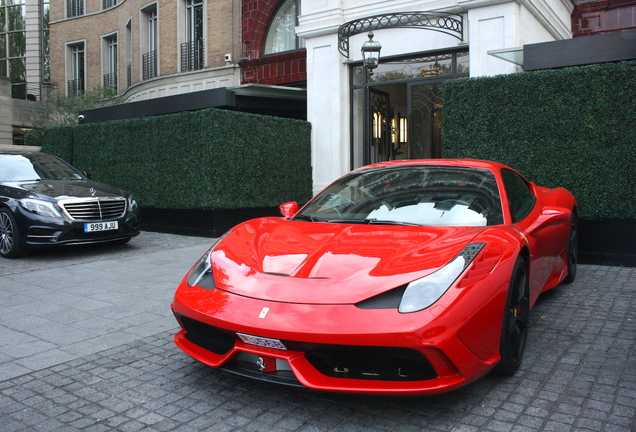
[264,0,304,55]
[66,0,84,17]
[67,42,84,95]
[0,0,26,98]
[42,0,50,84]
[102,0,117,10]
[103,35,117,92]
[181,0,203,71]
[142,7,158,80]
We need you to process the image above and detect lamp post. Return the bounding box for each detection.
[361,31,381,76]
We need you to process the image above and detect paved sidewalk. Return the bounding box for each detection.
[0,232,635,432]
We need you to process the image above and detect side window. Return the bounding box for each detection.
[501,169,535,223]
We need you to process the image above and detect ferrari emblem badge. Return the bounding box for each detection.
[256,357,266,372]
[258,307,270,319]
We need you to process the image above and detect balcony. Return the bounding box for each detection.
[67,78,84,96]
[181,39,204,72]
[66,0,84,17]
[103,72,117,93]
[143,50,157,80]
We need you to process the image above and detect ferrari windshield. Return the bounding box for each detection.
[295,165,504,227]
[0,153,85,182]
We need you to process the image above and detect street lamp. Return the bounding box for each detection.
[361,31,381,75]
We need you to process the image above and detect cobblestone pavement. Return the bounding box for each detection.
[0,232,634,432]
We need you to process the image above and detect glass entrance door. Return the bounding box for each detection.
[351,50,468,169]
[407,82,443,159]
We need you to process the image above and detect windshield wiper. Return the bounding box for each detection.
[369,219,421,226]
[292,214,326,223]
[327,218,421,226]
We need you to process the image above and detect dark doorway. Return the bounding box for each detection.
[351,49,468,168]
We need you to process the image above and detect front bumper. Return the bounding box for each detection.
[171,278,507,396]
[13,205,140,249]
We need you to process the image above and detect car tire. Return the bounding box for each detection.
[0,208,26,258]
[562,213,578,284]
[494,255,529,376]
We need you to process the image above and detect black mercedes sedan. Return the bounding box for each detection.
[0,150,140,258]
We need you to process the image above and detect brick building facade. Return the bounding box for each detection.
[47,0,306,105]
[49,0,241,101]
[240,0,306,86]
[572,0,636,37]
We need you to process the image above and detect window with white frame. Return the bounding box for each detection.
[141,6,158,79]
[103,35,117,91]
[181,0,203,71]
[67,42,84,95]
[264,0,304,55]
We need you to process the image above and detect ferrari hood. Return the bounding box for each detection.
[210,217,485,304]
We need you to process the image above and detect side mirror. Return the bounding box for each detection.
[279,202,299,219]
[527,206,571,236]
[83,172,92,179]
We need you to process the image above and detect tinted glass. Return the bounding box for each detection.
[296,165,503,226]
[501,168,535,222]
[0,153,84,181]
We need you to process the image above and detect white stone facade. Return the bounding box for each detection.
[297,0,573,193]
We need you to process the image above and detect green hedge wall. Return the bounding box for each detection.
[442,61,636,220]
[26,108,313,210]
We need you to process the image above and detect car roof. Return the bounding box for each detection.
[355,159,509,172]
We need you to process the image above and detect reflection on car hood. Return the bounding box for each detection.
[211,217,485,304]
[1,179,125,200]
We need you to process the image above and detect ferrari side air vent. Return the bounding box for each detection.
[175,313,236,355]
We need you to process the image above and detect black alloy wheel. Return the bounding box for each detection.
[0,208,25,258]
[562,213,578,284]
[494,255,529,375]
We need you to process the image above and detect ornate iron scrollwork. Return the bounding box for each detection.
[338,12,464,58]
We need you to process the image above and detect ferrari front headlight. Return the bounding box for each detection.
[186,230,231,288]
[187,247,214,288]
[398,243,486,313]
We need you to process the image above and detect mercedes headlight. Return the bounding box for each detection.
[20,199,62,218]
[128,195,138,212]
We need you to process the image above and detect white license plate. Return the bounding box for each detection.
[84,221,118,232]
[237,333,287,350]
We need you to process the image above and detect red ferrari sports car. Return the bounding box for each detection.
[171,159,577,395]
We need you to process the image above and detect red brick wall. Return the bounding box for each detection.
[572,0,636,36]
[240,0,306,85]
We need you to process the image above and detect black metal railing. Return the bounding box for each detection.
[142,50,157,80]
[66,0,84,17]
[102,0,116,8]
[103,73,117,92]
[67,78,84,96]
[11,82,43,101]
[180,39,204,72]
